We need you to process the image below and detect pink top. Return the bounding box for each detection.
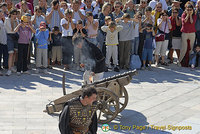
[87,19,98,38]
[181,12,197,33]
[15,2,34,15]
[18,26,32,44]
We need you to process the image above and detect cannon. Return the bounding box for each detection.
[44,70,137,123]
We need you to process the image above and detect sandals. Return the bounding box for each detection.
[161,62,168,66]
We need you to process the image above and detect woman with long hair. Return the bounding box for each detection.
[179,2,197,65]
[4,9,19,76]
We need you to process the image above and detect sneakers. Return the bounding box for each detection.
[11,67,17,73]
[43,69,48,74]
[114,66,120,72]
[17,72,21,76]
[141,66,146,70]
[23,71,30,75]
[147,66,152,71]
[6,70,12,76]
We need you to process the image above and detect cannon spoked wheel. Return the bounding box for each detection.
[95,87,119,124]
[118,86,128,113]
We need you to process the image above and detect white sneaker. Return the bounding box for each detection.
[35,69,39,74]
[17,72,21,76]
[23,71,30,75]
[6,70,12,76]
[43,69,48,74]
[11,67,17,73]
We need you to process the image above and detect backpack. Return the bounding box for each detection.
[130,55,141,69]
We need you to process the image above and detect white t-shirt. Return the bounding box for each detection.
[60,18,76,37]
[132,22,139,38]
[72,9,85,23]
[157,18,171,33]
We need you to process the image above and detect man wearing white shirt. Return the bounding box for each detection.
[148,0,159,10]
[159,0,168,10]
[72,0,85,23]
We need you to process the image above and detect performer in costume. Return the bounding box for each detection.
[59,87,98,134]
[73,35,106,84]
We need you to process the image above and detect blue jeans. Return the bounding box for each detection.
[0,44,8,68]
[131,37,139,55]
[196,31,200,46]
[189,53,200,66]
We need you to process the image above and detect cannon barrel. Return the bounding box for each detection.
[82,70,137,88]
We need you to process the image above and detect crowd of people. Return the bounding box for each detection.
[0,0,200,77]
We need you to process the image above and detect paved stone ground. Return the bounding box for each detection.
[0,64,200,134]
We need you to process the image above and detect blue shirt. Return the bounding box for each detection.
[46,8,64,30]
[143,30,153,49]
[35,29,49,49]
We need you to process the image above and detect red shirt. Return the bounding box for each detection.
[169,16,176,31]
[181,12,197,33]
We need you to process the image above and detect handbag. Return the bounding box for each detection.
[130,55,141,69]
[155,21,167,42]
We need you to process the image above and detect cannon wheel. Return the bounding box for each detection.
[96,87,120,124]
[118,86,128,113]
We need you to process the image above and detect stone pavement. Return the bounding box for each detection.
[0,64,200,134]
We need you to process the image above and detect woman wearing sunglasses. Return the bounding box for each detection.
[178,2,197,66]
[155,10,172,67]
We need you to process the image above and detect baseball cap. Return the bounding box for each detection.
[40,21,46,29]
[21,15,29,22]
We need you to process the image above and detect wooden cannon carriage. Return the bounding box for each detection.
[44,70,137,123]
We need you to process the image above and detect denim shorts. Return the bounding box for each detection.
[142,48,153,61]
[7,34,18,54]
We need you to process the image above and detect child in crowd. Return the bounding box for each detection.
[132,11,141,55]
[85,11,99,46]
[189,45,200,69]
[73,20,87,71]
[140,23,155,70]
[50,26,62,66]
[101,21,123,72]
[35,21,49,74]
[14,15,35,75]
[0,9,7,76]
[116,13,134,70]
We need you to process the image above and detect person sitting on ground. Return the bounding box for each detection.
[189,44,200,69]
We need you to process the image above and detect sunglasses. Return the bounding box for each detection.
[173,12,178,13]
[187,9,192,11]
[115,6,120,8]
[157,6,162,8]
